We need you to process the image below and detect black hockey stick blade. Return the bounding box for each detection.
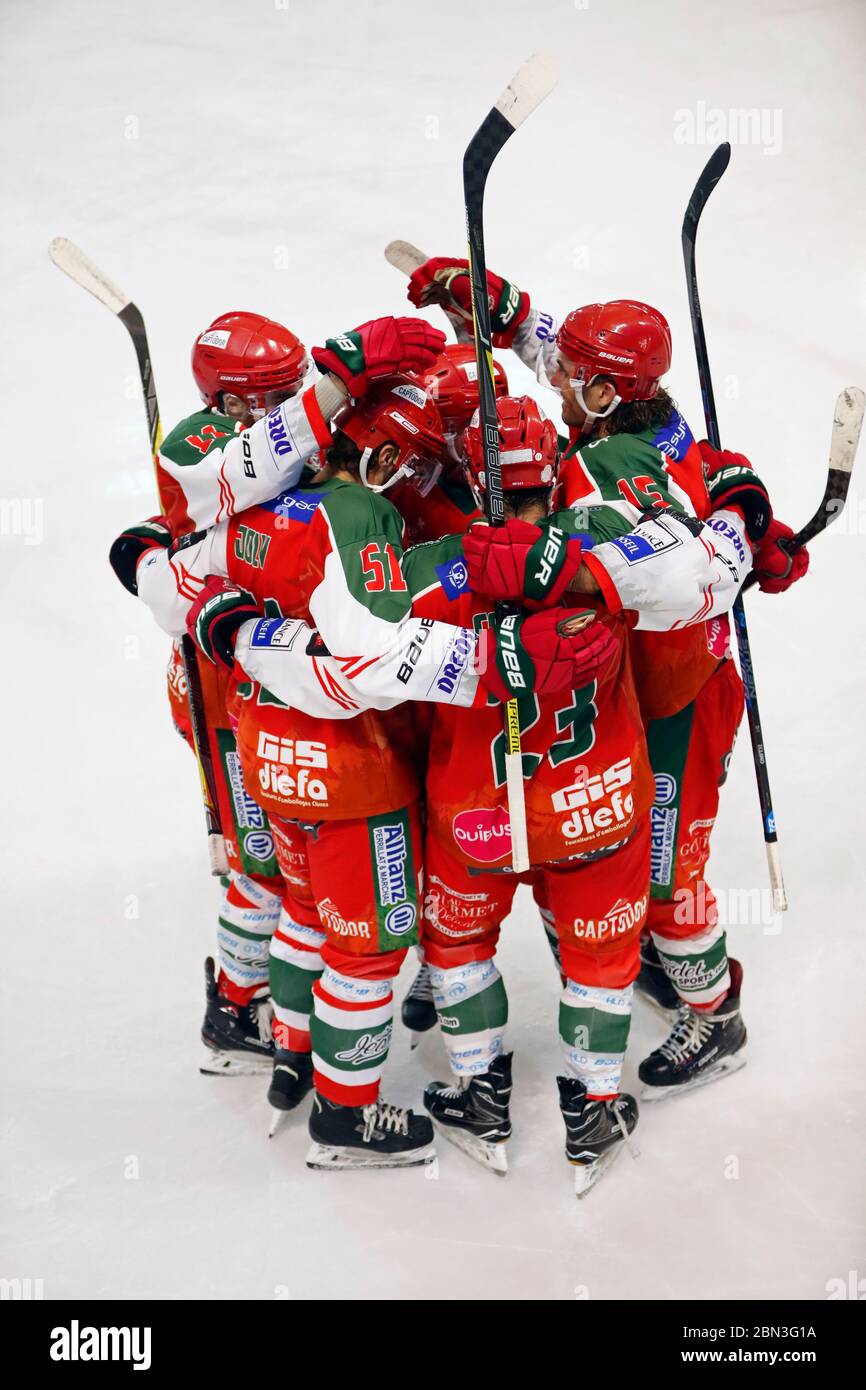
[682,143,731,247]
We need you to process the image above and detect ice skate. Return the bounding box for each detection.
[306,1093,435,1170]
[639,958,747,1101]
[423,1053,512,1175]
[200,956,274,1075]
[401,962,436,1047]
[557,1076,639,1198]
[267,1049,314,1136]
[635,935,680,1019]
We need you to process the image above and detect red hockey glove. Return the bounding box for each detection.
[752,517,809,593]
[698,439,772,541]
[109,516,173,595]
[477,608,616,703]
[312,316,446,397]
[187,576,260,670]
[463,519,583,610]
[406,256,531,347]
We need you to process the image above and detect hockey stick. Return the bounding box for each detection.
[384,240,427,276]
[789,386,864,546]
[48,236,229,876]
[682,145,787,911]
[741,386,864,591]
[462,55,557,875]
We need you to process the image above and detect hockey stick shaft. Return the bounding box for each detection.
[682,146,787,911]
[49,238,228,875]
[462,56,556,873]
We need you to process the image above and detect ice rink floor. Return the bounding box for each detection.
[2,0,865,1300]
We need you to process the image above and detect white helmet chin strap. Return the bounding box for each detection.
[572,373,621,423]
[359,446,414,494]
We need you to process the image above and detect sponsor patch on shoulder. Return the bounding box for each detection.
[435,555,469,599]
[249,618,301,650]
[608,532,656,564]
[260,488,323,524]
[607,517,683,565]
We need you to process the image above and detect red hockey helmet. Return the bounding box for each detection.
[192,311,309,416]
[553,300,671,410]
[337,377,448,495]
[415,343,509,431]
[463,395,559,506]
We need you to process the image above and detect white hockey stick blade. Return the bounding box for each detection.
[830,386,865,476]
[494,53,558,132]
[48,237,130,316]
[768,842,788,914]
[384,240,428,276]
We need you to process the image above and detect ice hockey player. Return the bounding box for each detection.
[389,342,508,548]
[406,256,809,1099]
[171,313,310,1074]
[110,313,445,1083]
[390,342,509,1040]
[249,389,754,1191]
[118,354,603,1170]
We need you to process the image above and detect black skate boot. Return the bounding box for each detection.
[557,1076,639,1198]
[267,1050,314,1136]
[200,956,274,1076]
[639,958,747,1101]
[424,1053,513,1175]
[635,935,680,1018]
[401,962,436,1046]
[306,1093,435,1170]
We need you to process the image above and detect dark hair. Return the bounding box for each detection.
[326,429,363,476]
[504,486,553,516]
[604,384,678,436]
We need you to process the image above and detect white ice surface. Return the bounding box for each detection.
[2,0,865,1302]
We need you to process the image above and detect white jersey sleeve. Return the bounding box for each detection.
[232,617,400,718]
[508,306,560,380]
[583,508,752,630]
[159,385,336,530]
[135,524,230,636]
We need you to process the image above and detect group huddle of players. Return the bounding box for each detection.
[109,254,808,1194]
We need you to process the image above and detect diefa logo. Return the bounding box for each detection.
[452,807,512,863]
[552,757,635,840]
[256,731,328,803]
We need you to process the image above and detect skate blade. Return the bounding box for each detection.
[571,1144,623,1199]
[305,1141,436,1171]
[433,1122,508,1175]
[267,1092,311,1137]
[199,1048,272,1077]
[269,1108,293,1139]
[641,1050,747,1103]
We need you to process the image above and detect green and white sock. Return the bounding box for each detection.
[430,958,508,1077]
[560,979,633,1098]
